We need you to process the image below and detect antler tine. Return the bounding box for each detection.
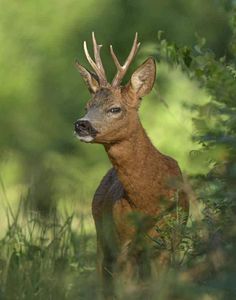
[92,32,107,80]
[111,32,140,87]
[83,41,98,72]
[83,33,108,86]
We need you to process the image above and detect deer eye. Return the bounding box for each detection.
[108,107,122,114]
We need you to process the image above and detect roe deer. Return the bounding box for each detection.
[74,33,189,298]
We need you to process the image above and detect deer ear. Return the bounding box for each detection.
[75,61,100,94]
[130,57,156,98]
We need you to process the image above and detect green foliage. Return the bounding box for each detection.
[0,0,233,208]
[154,9,236,298]
[1,1,236,299]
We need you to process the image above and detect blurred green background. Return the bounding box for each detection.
[0,0,235,298]
[0,0,232,223]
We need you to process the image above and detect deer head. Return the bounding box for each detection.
[74,33,156,144]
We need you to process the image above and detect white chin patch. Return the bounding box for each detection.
[76,134,94,143]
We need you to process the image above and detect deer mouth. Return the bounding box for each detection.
[76,134,95,143]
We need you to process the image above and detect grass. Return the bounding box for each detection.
[0,178,228,300]
[0,189,98,300]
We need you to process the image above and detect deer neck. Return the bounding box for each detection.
[105,119,164,210]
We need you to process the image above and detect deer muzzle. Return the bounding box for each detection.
[74,119,98,142]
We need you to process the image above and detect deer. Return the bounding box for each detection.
[74,32,189,298]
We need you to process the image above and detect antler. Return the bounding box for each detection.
[83,32,108,86]
[110,32,140,87]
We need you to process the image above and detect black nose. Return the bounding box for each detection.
[74,120,90,133]
[74,120,97,137]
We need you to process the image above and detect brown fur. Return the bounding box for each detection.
[76,43,189,297]
[92,118,189,294]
